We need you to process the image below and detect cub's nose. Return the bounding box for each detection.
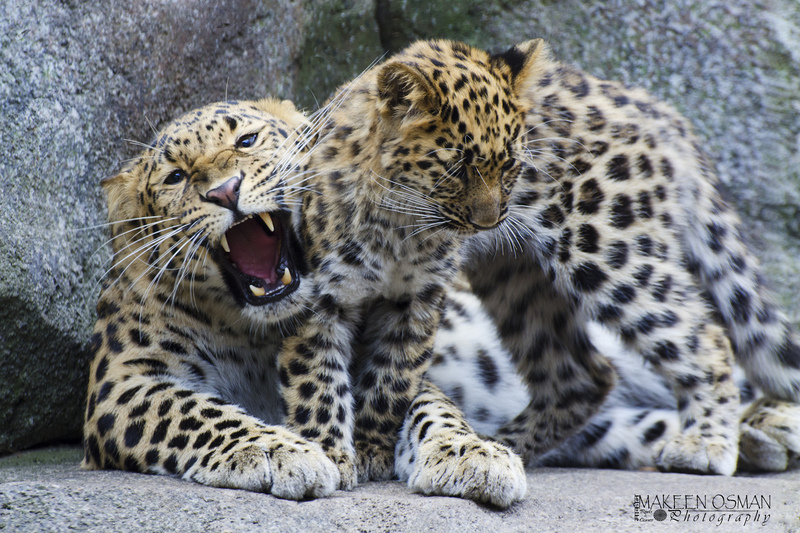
[469,196,502,229]
[205,175,242,211]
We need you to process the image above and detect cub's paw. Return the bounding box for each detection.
[404,434,526,508]
[192,433,340,500]
[356,441,396,482]
[325,448,357,490]
[655,431,738,476]
[266,439,341,499]
[739,399,800,472]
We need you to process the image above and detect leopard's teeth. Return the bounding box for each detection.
[259,212,275,232]
[281,269,292,286]
[220,234,230,253]
[249,284,266,297]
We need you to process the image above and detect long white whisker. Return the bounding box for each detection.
[515,118,576,142]
[518,154,568,193]
[73,215,172,233]
[275,55,385,179]
[101,223,185,270]
[124,225,191,291]
[522,136,587,149]
[169,230,208,307]
[142,112,159,138]
[474,165,491,194]
[369,173,443,220]
[89,218,179,262]
[403,220,450,241]
[523,144,588,176]
[123,138,156,151]
[430,158,464,193]
[144,232,198,312]
[95,223,187,290]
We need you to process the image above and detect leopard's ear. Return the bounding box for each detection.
[254,98,308,131]
[493,38,548,96]
[377,61,440,123]
[101,171,139,226]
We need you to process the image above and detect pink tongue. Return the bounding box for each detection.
[225,218,279,283]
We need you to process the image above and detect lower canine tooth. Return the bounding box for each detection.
[281,269,292,286]
[249,284,266,297]
[259,212,275,232]
[220,234,230,253]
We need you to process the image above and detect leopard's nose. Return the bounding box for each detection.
[205,175,242,211]
[469,195,502,229]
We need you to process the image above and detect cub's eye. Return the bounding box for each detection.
[501,158,516,172]
[449,164,468,181]
[164,169,186,185]
[236,133,258,149]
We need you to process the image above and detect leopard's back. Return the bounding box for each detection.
[512,60,800,399]
[462,54,800,475]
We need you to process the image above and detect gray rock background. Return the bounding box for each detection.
[1,0,799,453]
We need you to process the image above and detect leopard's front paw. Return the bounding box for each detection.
[655,430,738,475]
[404,434,526,508]
[265,439,341,499]
[325,448,357,490]
[739,398,800,472]
[356,441,396,482]
[192,433,339,500]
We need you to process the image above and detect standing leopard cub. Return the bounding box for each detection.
[277,39,559,498]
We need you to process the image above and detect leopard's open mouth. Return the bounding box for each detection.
[215,211,303,306]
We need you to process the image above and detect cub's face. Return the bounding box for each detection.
[103,99,310,322]
[374,39,545,234]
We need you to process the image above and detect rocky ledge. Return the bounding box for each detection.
[0,446,797,532]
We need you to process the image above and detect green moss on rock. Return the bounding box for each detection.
[295,0,385,110]
[375,0,492,53]
[0,445,83,469]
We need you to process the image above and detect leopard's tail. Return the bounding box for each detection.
[539,326,759,469]
[679,146,800,402]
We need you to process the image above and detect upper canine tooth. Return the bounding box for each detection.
[281,269,292,286]
[220,234,230,253]
[259,212,275,232]
[249,284,266,297]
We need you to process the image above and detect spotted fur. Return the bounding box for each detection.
[456,47,800,475]
[83,93,529,508]
[416,284,799,474]
[276,39,543,499]
[82,99,341,500]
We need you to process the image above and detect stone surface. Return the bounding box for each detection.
[1,0,799,452]
[0,0,307,452]
[0,447,798,532]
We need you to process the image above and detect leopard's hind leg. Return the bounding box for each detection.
[464,258,617,462]
[739,398,800,472]
[539,407,679,469]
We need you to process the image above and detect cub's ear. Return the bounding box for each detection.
[493,38,548,95]
[255,97,308,131]
[101,171,139,225]
[377,62,440,123]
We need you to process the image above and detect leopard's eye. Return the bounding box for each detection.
[164,169,186,185]
[236,133,258,149]
[449,164,468,181]
[501,158,516,172]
